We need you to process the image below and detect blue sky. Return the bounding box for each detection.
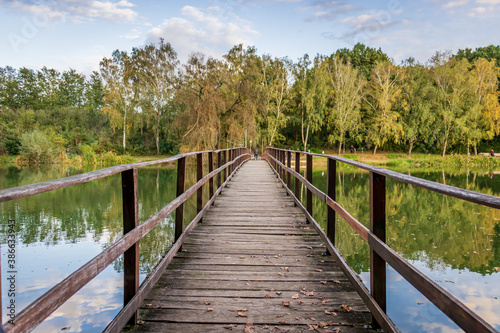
[1,0,499,75]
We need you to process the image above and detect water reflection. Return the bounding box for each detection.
[296,165,500,332]
[0,162,201,332]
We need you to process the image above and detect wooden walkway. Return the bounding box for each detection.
[134,160,375,332]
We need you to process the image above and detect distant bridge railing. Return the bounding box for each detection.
[0,148,251,332]
[264,147,499,333]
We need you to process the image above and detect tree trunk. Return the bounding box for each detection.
[156,129,160,156]
[408,141,413,156]
[442,140,447,157]
[338,142,342,155]
[122,111,127,150]
[373,144,378,155]
[474,144,477,156]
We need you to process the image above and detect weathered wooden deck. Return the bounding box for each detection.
[134,160,375,332]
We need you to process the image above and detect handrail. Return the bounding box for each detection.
[1,148,251,332]
[264,148,498,333]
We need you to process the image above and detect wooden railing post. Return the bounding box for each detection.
[175,157,186,243]
[370,171,387,328]
[294,152,300,204]
[122,168,139,325]
[306,153,313,218]
[327,158,336,247]
[217,151,222,189]
[281,150,285,181]
[208,151,214,202]
[223,150,227,183]
[228,149,232,176]
[196,153,203,221]
[286,151,291,190]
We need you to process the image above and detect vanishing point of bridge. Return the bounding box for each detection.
[0,147,498,332]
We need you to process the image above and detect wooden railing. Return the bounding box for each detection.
[264,147,499,333]
[0,148,251,332]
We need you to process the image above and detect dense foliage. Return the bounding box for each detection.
[1,42,500,161]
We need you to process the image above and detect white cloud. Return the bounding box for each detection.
[123,28,141,40]
[6,0,138,23]
[442,0,470,9]
[146,5,258,62]
[476,0,500,4]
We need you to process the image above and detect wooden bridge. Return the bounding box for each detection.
[1,148,499,333]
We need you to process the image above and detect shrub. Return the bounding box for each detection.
[80,144,97,164]
[19,130,58,164]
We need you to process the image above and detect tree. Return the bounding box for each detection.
[400,58,435,155]
[260,55,290,146]
[365,61,404,154]
[291,55,329,152]
[431,57,471,157]
[326,56,366,154]
[131,39,179,155]
[469,58,500,153]
[100,50,136,151]
[336,43,390,80]
[176,53,225,151]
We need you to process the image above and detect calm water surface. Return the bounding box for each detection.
[1,161,499,332]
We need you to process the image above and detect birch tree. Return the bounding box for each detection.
[131,39,179,155]
[100,50,135,150]
[365,61,404,154]
[326,56,365,154]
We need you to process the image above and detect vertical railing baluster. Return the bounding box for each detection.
[122,168,139,325]
[281,150,285,181]
[175,157,186,244]
[370,171,386,328]
[327,158,336,247]
[228,149,232,177]
[217,151,222,190]
[208,151,214,202]
[223,150,227,183]
[197,153,203,221]
[294,152,300,205]
[306,153,313,218]
[286,151,291,190]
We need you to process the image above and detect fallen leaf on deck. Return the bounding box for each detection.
[298,300,304,305]
[322,299,332,304]
[276,291,282,295]
[315,269,323,272]
[279,320,288,324]
[276,314,284,318]
[320,281,327,284]
[264,294,273,298]
[334,280,341,284]
[224,324,238,330]
[282,301,290,307]
[237,312,247,317]
[292,294,299,299]
[205,301,211,305]
[206,308,213,312]
[341,304,352,312]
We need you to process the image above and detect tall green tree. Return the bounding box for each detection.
[131,39,179,155]
[292,55,329,152]
[260,55,290,146]
[431,56,471,157]
[336,43,390,80]
[326,56,366,154]
[100,50,136,151]
[400,58,435,156]
[365,61,404,154]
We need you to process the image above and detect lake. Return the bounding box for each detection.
[1,160,499,332]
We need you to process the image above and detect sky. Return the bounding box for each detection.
[0,0,499,76]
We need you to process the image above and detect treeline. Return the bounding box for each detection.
[1,41,500,162]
